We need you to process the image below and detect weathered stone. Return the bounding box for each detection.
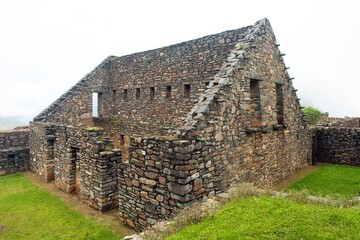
[126,219,135,228]
[144,171,159,179]
[158,176,166,185]
[193,178,203,191]
[214,132,224,141]
[140,191,149,199]
[150,199,159,206]
[156,194,164,202]
[124,234,143,240]
[168,182,192,196]
[140,177,157,187]
[125,178,133,186]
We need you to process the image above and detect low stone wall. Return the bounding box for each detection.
[315,127,360,166]
[30,122,121,211]
[29,122,56,180]
[118,136,215,230]
[321,117,360,128]
[53,125,121,211]
[0,128,30,176]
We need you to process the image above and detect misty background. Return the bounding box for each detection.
[0,0,359,129]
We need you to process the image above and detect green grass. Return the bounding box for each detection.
[168,196,360,240]
[288,164,360,197]
[0,173,120,240]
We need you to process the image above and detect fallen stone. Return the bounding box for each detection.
[124,234,143,240]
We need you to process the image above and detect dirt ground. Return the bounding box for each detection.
[272,164,322,191]
[24,172,135,237]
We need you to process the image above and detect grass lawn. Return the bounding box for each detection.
[0,173,120,240]
[168,195,360,240]
[287,164,360,197]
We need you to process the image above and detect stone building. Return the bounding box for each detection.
[29,18,312,230]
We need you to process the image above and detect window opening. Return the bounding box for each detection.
[123,89,128,100]
[150,87,155,100]
[136,88,140,99]
[92,92,98,117]
[276,83,284,125]
[166,86,171,99]
[250,79,261,127]
[184,84,190,98]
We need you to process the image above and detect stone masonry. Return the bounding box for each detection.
[29,18,313,230]
[321,116,360,128]
[315,127,360,166]
[0,127,29,176]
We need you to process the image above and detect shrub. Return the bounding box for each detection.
[302,106,322,125]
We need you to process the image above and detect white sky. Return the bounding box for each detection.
[0,0,359,119]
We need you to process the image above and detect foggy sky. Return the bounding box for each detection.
[0,0,359,119]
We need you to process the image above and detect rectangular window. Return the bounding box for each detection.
[123,89,128,100]
[150,87,155,100]
[250,79,261,127]
[92,92,98,117]
[119,134,125,145]
[136,88,140,99]
[276,83,284,125]
[184,84,190,98]
[166,86,171,99]
[113,89,116,96]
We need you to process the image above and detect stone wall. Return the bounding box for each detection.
[118,137,214,230]
[29,122,56,180]
[30,122,121,211]
[30,18,312,231]
[0,128,30,176]
[33,26,252,133]
[116,19,312,230]
[315,127,360,166]
[178,18,311,185]
[33,57,111,125]
[321,117,360,128]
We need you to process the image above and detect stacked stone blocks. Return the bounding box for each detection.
[0,128,29,176]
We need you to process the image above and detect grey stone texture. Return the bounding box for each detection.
[29,18,314,230]
[0,128,29,176]
[321,117,360,128]
[30,122,121,211]
[315,127,360,166]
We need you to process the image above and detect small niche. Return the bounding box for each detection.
[7,153,15,160]
[250,79,261,128]
[166,86,171,99]
[150,87,155,100]
[276,83,284,125]
[184,84,190,98]
[123,89,128,100]
[136,88,140,99]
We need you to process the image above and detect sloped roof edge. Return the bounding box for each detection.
[177,18,271,138]
[33,56,112,121]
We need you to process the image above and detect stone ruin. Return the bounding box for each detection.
[0,127,29,176]
[3,18,316,230]
[314,116,360,166]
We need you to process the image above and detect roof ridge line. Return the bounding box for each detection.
[177,19,268,139]
[33,56,112,121]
